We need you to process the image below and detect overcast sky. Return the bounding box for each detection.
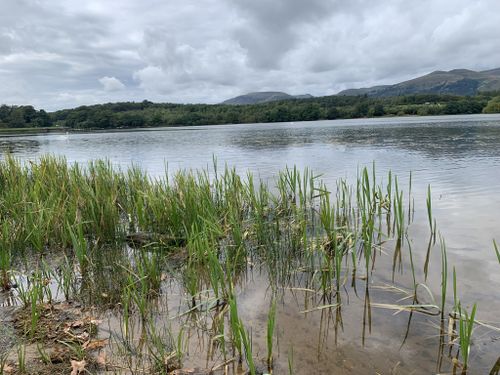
[1,0,500,110]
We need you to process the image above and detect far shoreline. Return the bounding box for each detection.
[1,112,500,138]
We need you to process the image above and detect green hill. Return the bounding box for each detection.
[338,68,500,97]
[222,92,313,105]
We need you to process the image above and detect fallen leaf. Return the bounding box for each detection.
[96,350,107,367]
[171,368,212,375]
[70,359,86,375]
[75,331,90,341]
[83,339,108,350]
[50,346,69,363]
[2,364,14,374]
[70,320,84,328]
[171,369,196,375]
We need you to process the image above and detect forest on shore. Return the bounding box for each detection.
[1,92,500,130]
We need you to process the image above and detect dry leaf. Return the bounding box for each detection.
[171,368,211,375]
[70,320,84,328]
[96,350,107,367]
[70,359,86,375]
[50,346,69,363]
[83,339,108,350]
[2,364,14,374]
[171,369,196,375]
[76,331,90,341]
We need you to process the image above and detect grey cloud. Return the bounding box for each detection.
[135,27,248,96]
[1,0,500,109]
[0,0,143,109]
[0,31,13,55]
[230,0,336,69]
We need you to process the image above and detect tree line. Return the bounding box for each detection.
[1,93,500,130]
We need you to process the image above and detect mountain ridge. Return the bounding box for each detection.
[222,91,314,105]
[338,68,500,97]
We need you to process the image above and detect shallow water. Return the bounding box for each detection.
[1,114,500,374]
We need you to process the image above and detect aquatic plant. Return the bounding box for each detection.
[266,298,277,369]
[457,302,477,371]
[0,155,498,374]
[68,222,89,273]
[426,185,437,238]
[0,222,12,290]
[239,323,256,375]
[228,297,243,363]
[440,236,448,319]
[54,255,77,301]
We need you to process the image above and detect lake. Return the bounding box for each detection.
[1,114,500,374]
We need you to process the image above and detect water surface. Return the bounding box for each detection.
[1,114,500,374]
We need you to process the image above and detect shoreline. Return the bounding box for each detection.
[1,112,500,138]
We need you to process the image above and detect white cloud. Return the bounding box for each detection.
[99,76,126,91]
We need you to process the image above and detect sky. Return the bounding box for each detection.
[1,0,500,111]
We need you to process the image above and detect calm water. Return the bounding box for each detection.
[2,114,500,373]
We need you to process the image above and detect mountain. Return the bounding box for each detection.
[222,92,313,105]
[338,68,500,97]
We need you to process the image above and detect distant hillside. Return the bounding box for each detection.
[222,91,313,105]
[2,82,500,130]
[338,68,500,97]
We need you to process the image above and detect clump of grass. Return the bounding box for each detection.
[68,222,89,273]
[494,239,500,264]
[0,353,10,375]
[0,222,12,291]
[36,343,51,365]
[27,273,45,338]
[17,344,26,373]
[54,255,77,301]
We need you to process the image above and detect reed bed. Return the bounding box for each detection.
[0,154,496,374]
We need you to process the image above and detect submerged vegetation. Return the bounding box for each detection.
[1,92,500,130]
[0,155,498,374]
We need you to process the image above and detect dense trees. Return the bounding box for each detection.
[0,93,498,130]
[0,105,52,128]
[483,96,500,113]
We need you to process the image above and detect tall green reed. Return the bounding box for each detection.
[440,236,448,319]
[267,298,277,370]
[0,222,12,290]
[457,302,477,371]
[426,185,437,238]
